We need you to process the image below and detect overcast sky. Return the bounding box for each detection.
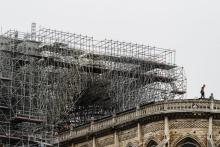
[0,0,220,99]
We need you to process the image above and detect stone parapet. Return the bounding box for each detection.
[57,99,220,147]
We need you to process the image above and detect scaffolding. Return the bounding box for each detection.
[0,24,186,146]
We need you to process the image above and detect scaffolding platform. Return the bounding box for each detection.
[0,100,10,110]
[11,112,46,124]
[85,53,176,70]
[0,105,9,110]
[0,134,21,140]
[0,76,11,81]
[11,116,46,124]
[171,90,186,95]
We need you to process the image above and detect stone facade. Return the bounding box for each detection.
[57,99,220,147]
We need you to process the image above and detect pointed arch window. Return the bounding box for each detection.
[126,142,134,147]
[176,137,201,147]
[146,140,158,147]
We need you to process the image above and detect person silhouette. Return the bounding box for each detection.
[200,84,206,98]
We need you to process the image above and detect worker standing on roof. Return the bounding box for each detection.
[200,84,206,98]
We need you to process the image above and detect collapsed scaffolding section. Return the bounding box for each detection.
[0,25,186,146]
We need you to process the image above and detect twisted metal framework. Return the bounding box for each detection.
[0,24,186,146]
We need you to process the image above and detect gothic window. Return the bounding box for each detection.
[176,137,201,147]
[146,140,158,147]
[126,142,134,147]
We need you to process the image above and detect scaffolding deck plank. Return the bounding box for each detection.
[0,76,12,81]
[85,53,176,70]
[0,105,9,109]
[171,90,186,95]
[11,115,46,123]
[82,65,176,83]
[0,48,176,70]
[0,134,21,140]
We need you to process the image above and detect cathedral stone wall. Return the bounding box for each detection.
[57,99,220,147]
[213,120,220,146]
[71,118,217,147]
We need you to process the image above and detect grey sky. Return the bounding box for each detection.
[0,0,219,98]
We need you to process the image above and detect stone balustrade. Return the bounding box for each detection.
[57,99,220,143]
